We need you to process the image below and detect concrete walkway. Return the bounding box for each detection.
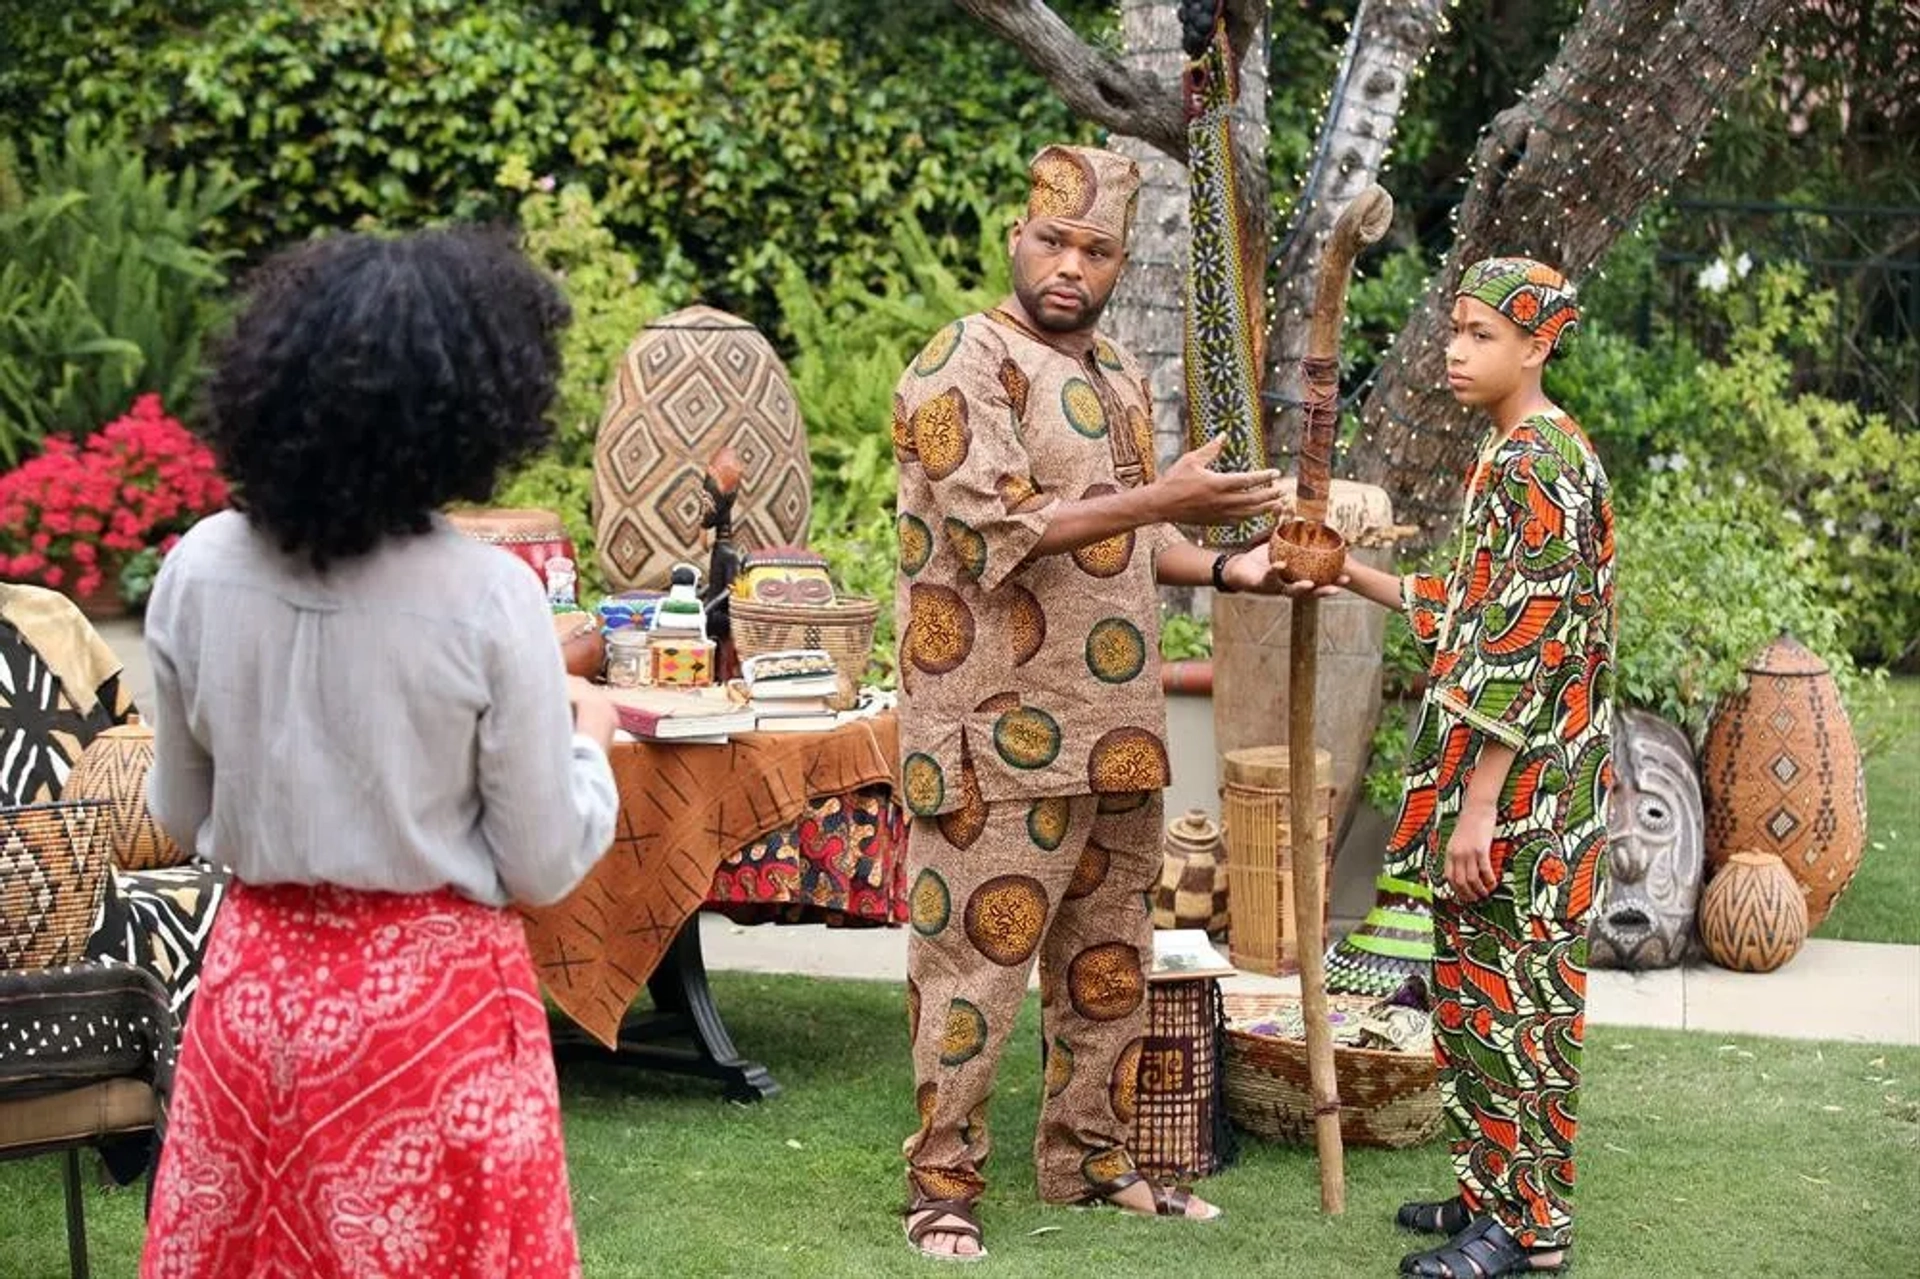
[699,916,1919,1046]
[93,617,1920,1048]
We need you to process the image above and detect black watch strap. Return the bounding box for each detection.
[1211,552,1236,594]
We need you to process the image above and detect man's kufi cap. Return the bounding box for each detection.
[1025,145,1140,245]
[1456,256,1581,352]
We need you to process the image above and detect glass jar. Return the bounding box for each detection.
[604,628,649,688]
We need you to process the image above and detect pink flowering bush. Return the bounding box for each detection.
[0,395,228,603]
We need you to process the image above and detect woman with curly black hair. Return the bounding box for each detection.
[139,228,617,1279]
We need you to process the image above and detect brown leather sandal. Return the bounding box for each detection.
[904,1198,988,1262]
[1079,1169,1223,1221]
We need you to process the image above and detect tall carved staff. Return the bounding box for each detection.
[1179,0,1271,547]
[1271,183,1394,1215]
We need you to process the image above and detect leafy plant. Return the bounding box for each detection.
[1158,610,1213,662]
[0,125,242,457]
[1614,471,1879,740]
[489,173,677,602]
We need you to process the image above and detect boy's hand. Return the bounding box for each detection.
[1220,548,1347,598]
[1444,805,1499,903]
[1152,435,1286,526]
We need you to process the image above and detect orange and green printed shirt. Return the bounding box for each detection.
[1385,409,1618,921]
[892,308,1178,818]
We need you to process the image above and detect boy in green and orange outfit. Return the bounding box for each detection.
[1335,257,1616,1276]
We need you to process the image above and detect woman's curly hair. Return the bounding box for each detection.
[203,227,571,569]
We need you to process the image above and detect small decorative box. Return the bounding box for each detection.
[649,639,715,688]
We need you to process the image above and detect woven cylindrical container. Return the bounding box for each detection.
[1220,745,1333,976]
[445,507,576,583]
[1153,810,1230,935]
[1127,977,1234,1181]
[1221,991,1441,1149]
[1700,633,1866,928]
[593,306,812,592]
[61,717,185,871]
[729,596,878,711]
[1699,850,1809,973]
[0,800,111,970]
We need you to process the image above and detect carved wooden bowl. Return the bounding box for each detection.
[553,611,606,680]
[1267,518,1348,588]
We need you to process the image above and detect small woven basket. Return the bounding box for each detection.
[730,596,880,711]
[0,800,112,971]
[1221,991,1441,1150]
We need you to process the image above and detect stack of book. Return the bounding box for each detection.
[742,649,841,733]
[602,686,757,745]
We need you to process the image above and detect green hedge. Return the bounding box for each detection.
[7,0,1099,324]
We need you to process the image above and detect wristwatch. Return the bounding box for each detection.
[1211,552,1237,594]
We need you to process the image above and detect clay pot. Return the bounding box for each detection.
[1700,633,1866,928]
[1153,809,1230,934]
[61,716,185,870]
[1267,518,1348,588]
[553,612,606,680]
[1699,850,1808,973]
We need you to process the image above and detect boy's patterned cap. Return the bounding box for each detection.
[1025,145,1140,246]
[1456,256,1580,352]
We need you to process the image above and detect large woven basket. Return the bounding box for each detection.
[0,800,111,971]
[729,596,880,711]
[1221,991,1441,1149]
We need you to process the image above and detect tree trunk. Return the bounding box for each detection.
[1263,0,1448,472]
[1353,0,1796,541]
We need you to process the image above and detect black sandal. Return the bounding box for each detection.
[1395,1198,1475,1236]
[1079,1169,1223,1221]
[1399,1217,1568,1276]
[904,1198,987,1262]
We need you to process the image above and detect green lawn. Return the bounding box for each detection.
[2,973,1915,1277]
[1816,674,1919,943]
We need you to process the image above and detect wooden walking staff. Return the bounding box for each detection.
[1270,184,1394,1215]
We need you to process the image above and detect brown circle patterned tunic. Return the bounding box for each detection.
[893,309,1176,815]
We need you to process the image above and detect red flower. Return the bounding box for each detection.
[1471,1006,1495,1038]
[0,397,227,605]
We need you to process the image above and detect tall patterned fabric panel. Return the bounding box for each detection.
[0,618,131,806]
[593,305,812,591]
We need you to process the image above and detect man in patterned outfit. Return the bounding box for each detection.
[1335,257,1614,1277]
[895,144,1327,1260]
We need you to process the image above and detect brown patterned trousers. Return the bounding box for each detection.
[903,790,1162,1206]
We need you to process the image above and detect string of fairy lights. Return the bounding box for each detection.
[1102,0,1774,534]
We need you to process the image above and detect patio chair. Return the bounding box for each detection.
[0,963,176,1279]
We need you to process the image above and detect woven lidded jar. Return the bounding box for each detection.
[1699,850,1808,973]
[62,716,186,870]
[1700,633,1866,928]
[1153,809,1230,935]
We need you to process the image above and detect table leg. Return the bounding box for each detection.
[550,916,781,1103]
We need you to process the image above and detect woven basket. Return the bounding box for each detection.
[729,596,880,711]
[1221,991,1441,1150]
[0,800,111,971]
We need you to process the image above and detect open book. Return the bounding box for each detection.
[1149,930,1236,982]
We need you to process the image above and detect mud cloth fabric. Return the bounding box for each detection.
[1384,409,1616,1251]
[903,790,1162,1205]
[141,882,579,1279]
[0,582,135,807]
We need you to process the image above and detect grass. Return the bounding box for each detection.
[1816,673,1919,944]
[2,973,1916,1278]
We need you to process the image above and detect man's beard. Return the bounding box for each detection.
[1013,274,1106,333]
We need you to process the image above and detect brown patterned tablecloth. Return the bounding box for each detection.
[519,712,900,1048]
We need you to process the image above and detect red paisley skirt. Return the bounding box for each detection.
[141,882,580,1279]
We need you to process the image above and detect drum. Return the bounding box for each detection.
[446,507,576,582]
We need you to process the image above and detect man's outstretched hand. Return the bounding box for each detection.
[1152,435,1287,527]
